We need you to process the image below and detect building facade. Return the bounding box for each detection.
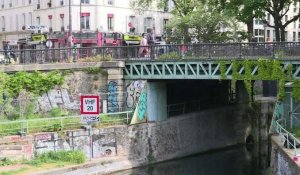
[0,0,172,48]
[253,3,300,42]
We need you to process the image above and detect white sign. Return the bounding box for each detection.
[80,95,100,115]
[81,115,100,124]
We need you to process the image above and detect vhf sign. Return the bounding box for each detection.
[80,95,100,123]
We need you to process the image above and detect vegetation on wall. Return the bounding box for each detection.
[219,59,296,104]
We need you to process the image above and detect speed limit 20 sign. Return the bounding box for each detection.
[80,95,100,115]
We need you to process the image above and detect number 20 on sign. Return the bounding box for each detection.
[80,95,100,115]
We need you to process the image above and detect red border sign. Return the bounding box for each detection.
[80,95,100,115]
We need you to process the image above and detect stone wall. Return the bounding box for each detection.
[1,105,250,162]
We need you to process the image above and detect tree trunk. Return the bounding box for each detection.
[280,27,285,41]
[247,21,254,42]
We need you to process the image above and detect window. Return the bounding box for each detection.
[108,0,114,5]
[285,31,288,41]
[22,13,26,28]
[163,19,168,31]
[29,12,32,25]
[144,17,153,33]
[81,0,89,4]
[293,32,296,41]
[36,16,40,25]
[80,13,90,29]
[16,14,18,30]
[107,14,114,31]
[60,14,64,31]
[1,16,5,31]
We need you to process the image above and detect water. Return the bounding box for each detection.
[110,144,270,175]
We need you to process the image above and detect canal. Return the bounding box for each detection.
[110,142,270,175]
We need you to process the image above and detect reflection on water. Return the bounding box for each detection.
[111,143,269,175]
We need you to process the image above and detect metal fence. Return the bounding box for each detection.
[1,42,300,64]
[0,111,133,136]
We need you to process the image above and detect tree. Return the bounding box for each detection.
[264,0,300,41]
[212,0,266,41]
[166,2,246,43]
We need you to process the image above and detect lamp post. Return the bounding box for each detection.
[69,0,72,41]
[80,1,82,47]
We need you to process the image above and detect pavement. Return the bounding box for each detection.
[32,156,144,175]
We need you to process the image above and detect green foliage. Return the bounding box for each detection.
[0,158,15,166]
[6,71,64,96]
[26,150,85,166]
[49,107,68,117]
[83,67,101,74]
[219,58,299,104]
[79,55,112,62]
[158,52,180,60]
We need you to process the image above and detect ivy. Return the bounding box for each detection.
[219,58,297,104]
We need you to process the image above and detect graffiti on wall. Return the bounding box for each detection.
[125,80,146,109]
[38,89,79,112]
[108,81,119,113]
[130,89,147,124]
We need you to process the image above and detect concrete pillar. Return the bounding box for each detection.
[236,80,249,104]
[107,68,124,113]
[147,81,167,122]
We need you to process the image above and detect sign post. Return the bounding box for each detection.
[80,95,100,160]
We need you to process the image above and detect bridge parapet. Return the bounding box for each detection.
[1,42,300,64]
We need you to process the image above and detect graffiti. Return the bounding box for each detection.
[38,88,79,112]
[35,133,52,141]
[126,80,145,109]
[108,81,119,113]
[137,91,147,121]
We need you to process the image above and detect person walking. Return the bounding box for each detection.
[3,41,11,64]
[138,33,149,59]
[147,28,156,58]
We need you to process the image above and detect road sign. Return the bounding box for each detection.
[80,95,100,115]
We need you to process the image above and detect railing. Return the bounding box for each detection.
[0,111,133,136]
[1,42,300,64]
[274,118,300,157]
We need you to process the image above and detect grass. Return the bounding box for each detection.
[0,150,86,175]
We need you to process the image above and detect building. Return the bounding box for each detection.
[0,0,172,48]
[253,3,300,42]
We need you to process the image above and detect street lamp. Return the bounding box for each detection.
[69,0,72,46]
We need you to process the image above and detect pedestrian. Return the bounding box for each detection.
[138,33,149,58]
[3,41,11,64]
[147,28,156,58]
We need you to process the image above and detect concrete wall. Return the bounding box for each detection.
[271,136,300,175]
[147,82,167,122]
[116,104,250,163]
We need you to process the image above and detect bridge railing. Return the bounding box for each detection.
[1,42,300,64]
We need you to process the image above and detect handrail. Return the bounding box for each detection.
[0,111,133,136]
